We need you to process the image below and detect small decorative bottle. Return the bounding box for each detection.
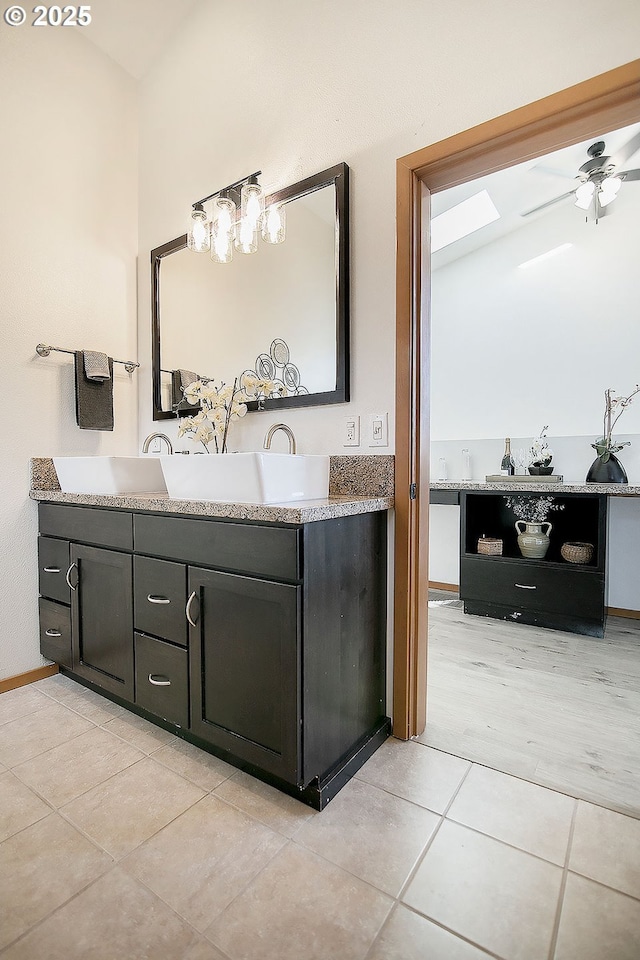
[437,457,447,480]
[500,438,514,476]
[461,449,471,480]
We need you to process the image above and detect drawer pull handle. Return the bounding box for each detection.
[186,590,199,627]
[148,674,171,686]
[147,595,171,604]
[45,629,62,637]
[43,567,61,573]
[515,583,537,590]
[65,562,78,591]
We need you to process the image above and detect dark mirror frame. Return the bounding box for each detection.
[151,162,350,421]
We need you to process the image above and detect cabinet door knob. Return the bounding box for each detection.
[65,562,78,591]
[148,674,171,686]
[186,590,199,626]
[43,567,61,573]
[45,629,62,637]
[515,583,536,590]
[147,595,171,604]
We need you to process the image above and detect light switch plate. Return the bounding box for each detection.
[343,415,360,447]
[369,413,388,447]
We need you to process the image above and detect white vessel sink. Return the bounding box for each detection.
[160,452,330,504]
[53,456,168,495]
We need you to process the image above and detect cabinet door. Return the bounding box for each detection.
[189,567,300,783]
[71,544,134,701]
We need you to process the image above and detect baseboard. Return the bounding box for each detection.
[0,664,59,694]
[607,607,640,620]
[429,581,459,593]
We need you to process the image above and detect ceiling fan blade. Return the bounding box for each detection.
[520,190,576,217]
[614,130,640,167]
[619,168,640,182]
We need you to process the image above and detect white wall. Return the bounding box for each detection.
[0,28,138,679]
[431,196,640,441]
[137,0,640,455]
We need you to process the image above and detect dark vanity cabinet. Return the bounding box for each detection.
[460,491,607,637]
[36,501,389,809]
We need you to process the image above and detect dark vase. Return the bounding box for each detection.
[586,453,628,484]
[528,465,553,476]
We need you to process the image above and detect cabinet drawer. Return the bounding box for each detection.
[134,514,300,581]
[39,598,72,668]
[460,557,604,620]
[38,537,70,604]
[134,556,187,646]
[135,633,188,728]
[39,503,133,551]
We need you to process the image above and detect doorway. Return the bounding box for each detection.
[392,59,640,742]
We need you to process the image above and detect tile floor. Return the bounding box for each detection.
[1,673,639,959]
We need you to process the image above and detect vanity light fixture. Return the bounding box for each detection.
[187,203,210,253]
[187,171,286,262]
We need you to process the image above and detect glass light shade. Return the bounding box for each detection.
[262,204,286,244]
[575,181,594,210]
[210,195,236,263]
[210,225,234,263]
[599,176,622,207]
[241,181,265,230]
[212,195,236,233]
[187,206,210,252]
[235,216,258,255]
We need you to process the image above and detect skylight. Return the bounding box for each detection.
[431,190,500,253]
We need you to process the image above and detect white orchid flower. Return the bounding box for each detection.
[195,423,214,446]
[240,372,259,396]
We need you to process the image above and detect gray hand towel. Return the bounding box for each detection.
[171,369,200,412]
[75,351,114,431]
[83,350,111,381]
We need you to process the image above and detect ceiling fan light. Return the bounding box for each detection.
[574,181,594,209]
[599,175,622,206]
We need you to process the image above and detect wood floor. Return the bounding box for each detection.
[422,600,640,818]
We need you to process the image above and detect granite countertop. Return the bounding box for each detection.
[430,480,640,496]
[29,455,394,524]
[29,488,393,524]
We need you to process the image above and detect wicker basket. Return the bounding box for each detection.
[477,537,503,556]
[561,541,594,564]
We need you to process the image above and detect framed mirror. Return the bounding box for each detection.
[151,162,350,420]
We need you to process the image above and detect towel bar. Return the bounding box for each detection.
[36,343,139,374]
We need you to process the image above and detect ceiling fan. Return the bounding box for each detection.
[522,129,640,220]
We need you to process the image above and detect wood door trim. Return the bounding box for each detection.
[394,59,640,739]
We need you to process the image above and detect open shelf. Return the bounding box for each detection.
[462,491,606,571]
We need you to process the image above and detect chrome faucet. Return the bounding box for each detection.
[142,432,173,455]
[263,423,297,455]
